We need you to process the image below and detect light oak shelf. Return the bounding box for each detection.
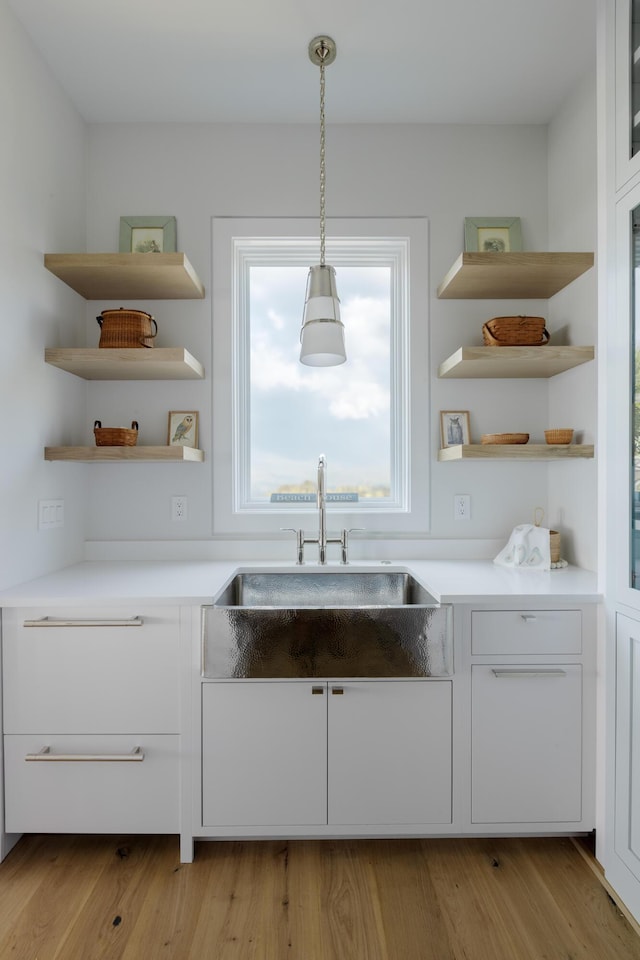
[438,444,594,462]
[44,253,205,300]
[436,252,594,299]
[438,345,595,379]
[44,446,204,463]
[45,347,205,380]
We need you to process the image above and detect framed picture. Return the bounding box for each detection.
[119,216,177,254]
[464,217,522,253]
[440,410,470,448]
[168,411,199,448]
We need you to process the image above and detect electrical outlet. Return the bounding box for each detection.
[171,496,188,521]
[38,499,64,529]
[454,494,470,521]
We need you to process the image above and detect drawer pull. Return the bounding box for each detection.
[22,616,143,628]
[491,669,567,679]
[520,615,537,623]
[311,686,324,695]
[331,687,344,695]
[25,746,145,762]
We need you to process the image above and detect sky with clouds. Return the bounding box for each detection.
[249,265,391,499]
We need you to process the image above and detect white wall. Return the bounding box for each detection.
[0,0,87,589]
[0,22,596,567]
[547,68,598,570]
[83,120,581,558]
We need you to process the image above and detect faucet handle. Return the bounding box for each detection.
[340,527,365,564]
[281,527,305,565]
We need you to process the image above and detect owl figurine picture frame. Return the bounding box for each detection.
[168,411,199,449]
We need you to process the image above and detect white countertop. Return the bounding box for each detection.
[0,559,600,607]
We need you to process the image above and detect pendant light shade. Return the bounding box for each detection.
[300,36,346,367]
[300,264,346,366]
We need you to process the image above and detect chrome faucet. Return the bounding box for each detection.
[282,454,362,564]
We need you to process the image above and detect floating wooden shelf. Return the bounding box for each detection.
[438,345,595,379]
[436,252,594,299]
[45,347,205,380]
[44,253,205,300]
[438,444,594,462]
[44,446,204,463]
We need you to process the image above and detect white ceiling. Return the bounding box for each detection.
[9,0,596,125]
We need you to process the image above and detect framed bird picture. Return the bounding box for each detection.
[168,411,199,449]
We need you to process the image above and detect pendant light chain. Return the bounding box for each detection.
[319,46,327,267]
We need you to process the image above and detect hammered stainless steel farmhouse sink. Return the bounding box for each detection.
[203,569,452,679]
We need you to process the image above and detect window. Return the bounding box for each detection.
[212,218,429,537]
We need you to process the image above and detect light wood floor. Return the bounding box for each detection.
[0,834,638,960]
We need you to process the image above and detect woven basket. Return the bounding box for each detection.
[482,316,549,347]
[94,420,139,446]
[481,433,529,444]
[96,308,157,348]
[550,530,561,563]
[544,429,574,444]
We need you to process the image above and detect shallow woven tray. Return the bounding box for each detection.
[481,433,529,445]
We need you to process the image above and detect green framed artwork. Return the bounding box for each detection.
[464,217,522,253]
[119,216,177,254]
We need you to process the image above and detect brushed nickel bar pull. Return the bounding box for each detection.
[23,616,143,628]
[25,746,145,762]
[331,687,344,695]
[520,615,537,622]
[491,669,567,679]
[311,686,324,695]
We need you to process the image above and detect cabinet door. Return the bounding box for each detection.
[615,614,640,881]
[327,680,452,825]
[616,0,640,188]
[201,681,327,827]
[471,664,582,824]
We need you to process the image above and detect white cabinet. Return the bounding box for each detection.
[469,607,593,829]
[2,606,181,835]
[614,614,640,884]
[201,679,452,829]
[327,680,451,824]
[201,681,327,827]
[471,664,582,823]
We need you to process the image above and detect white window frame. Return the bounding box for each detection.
[211,217,430,538]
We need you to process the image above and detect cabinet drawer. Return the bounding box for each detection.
[4,734,179,833]
[471,610,581,655]
[2,606,180,733]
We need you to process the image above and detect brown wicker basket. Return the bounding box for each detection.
[94,420,139,446]
[96,308,157,348]
[550,530,561,563]
[482,315,549,346]
[544,429,574,444]
[481,433,529,444]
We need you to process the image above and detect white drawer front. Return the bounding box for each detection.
[4,734,179,833]
[471,610,582,656]
[2,606,180,733]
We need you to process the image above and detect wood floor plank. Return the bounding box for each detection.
[54,836,175,960]
[0,836,110,960]
[526,838,640,959]
[316,841,388,960]
[366,839,457,960]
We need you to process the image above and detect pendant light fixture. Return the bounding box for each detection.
[300,35,346,367]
